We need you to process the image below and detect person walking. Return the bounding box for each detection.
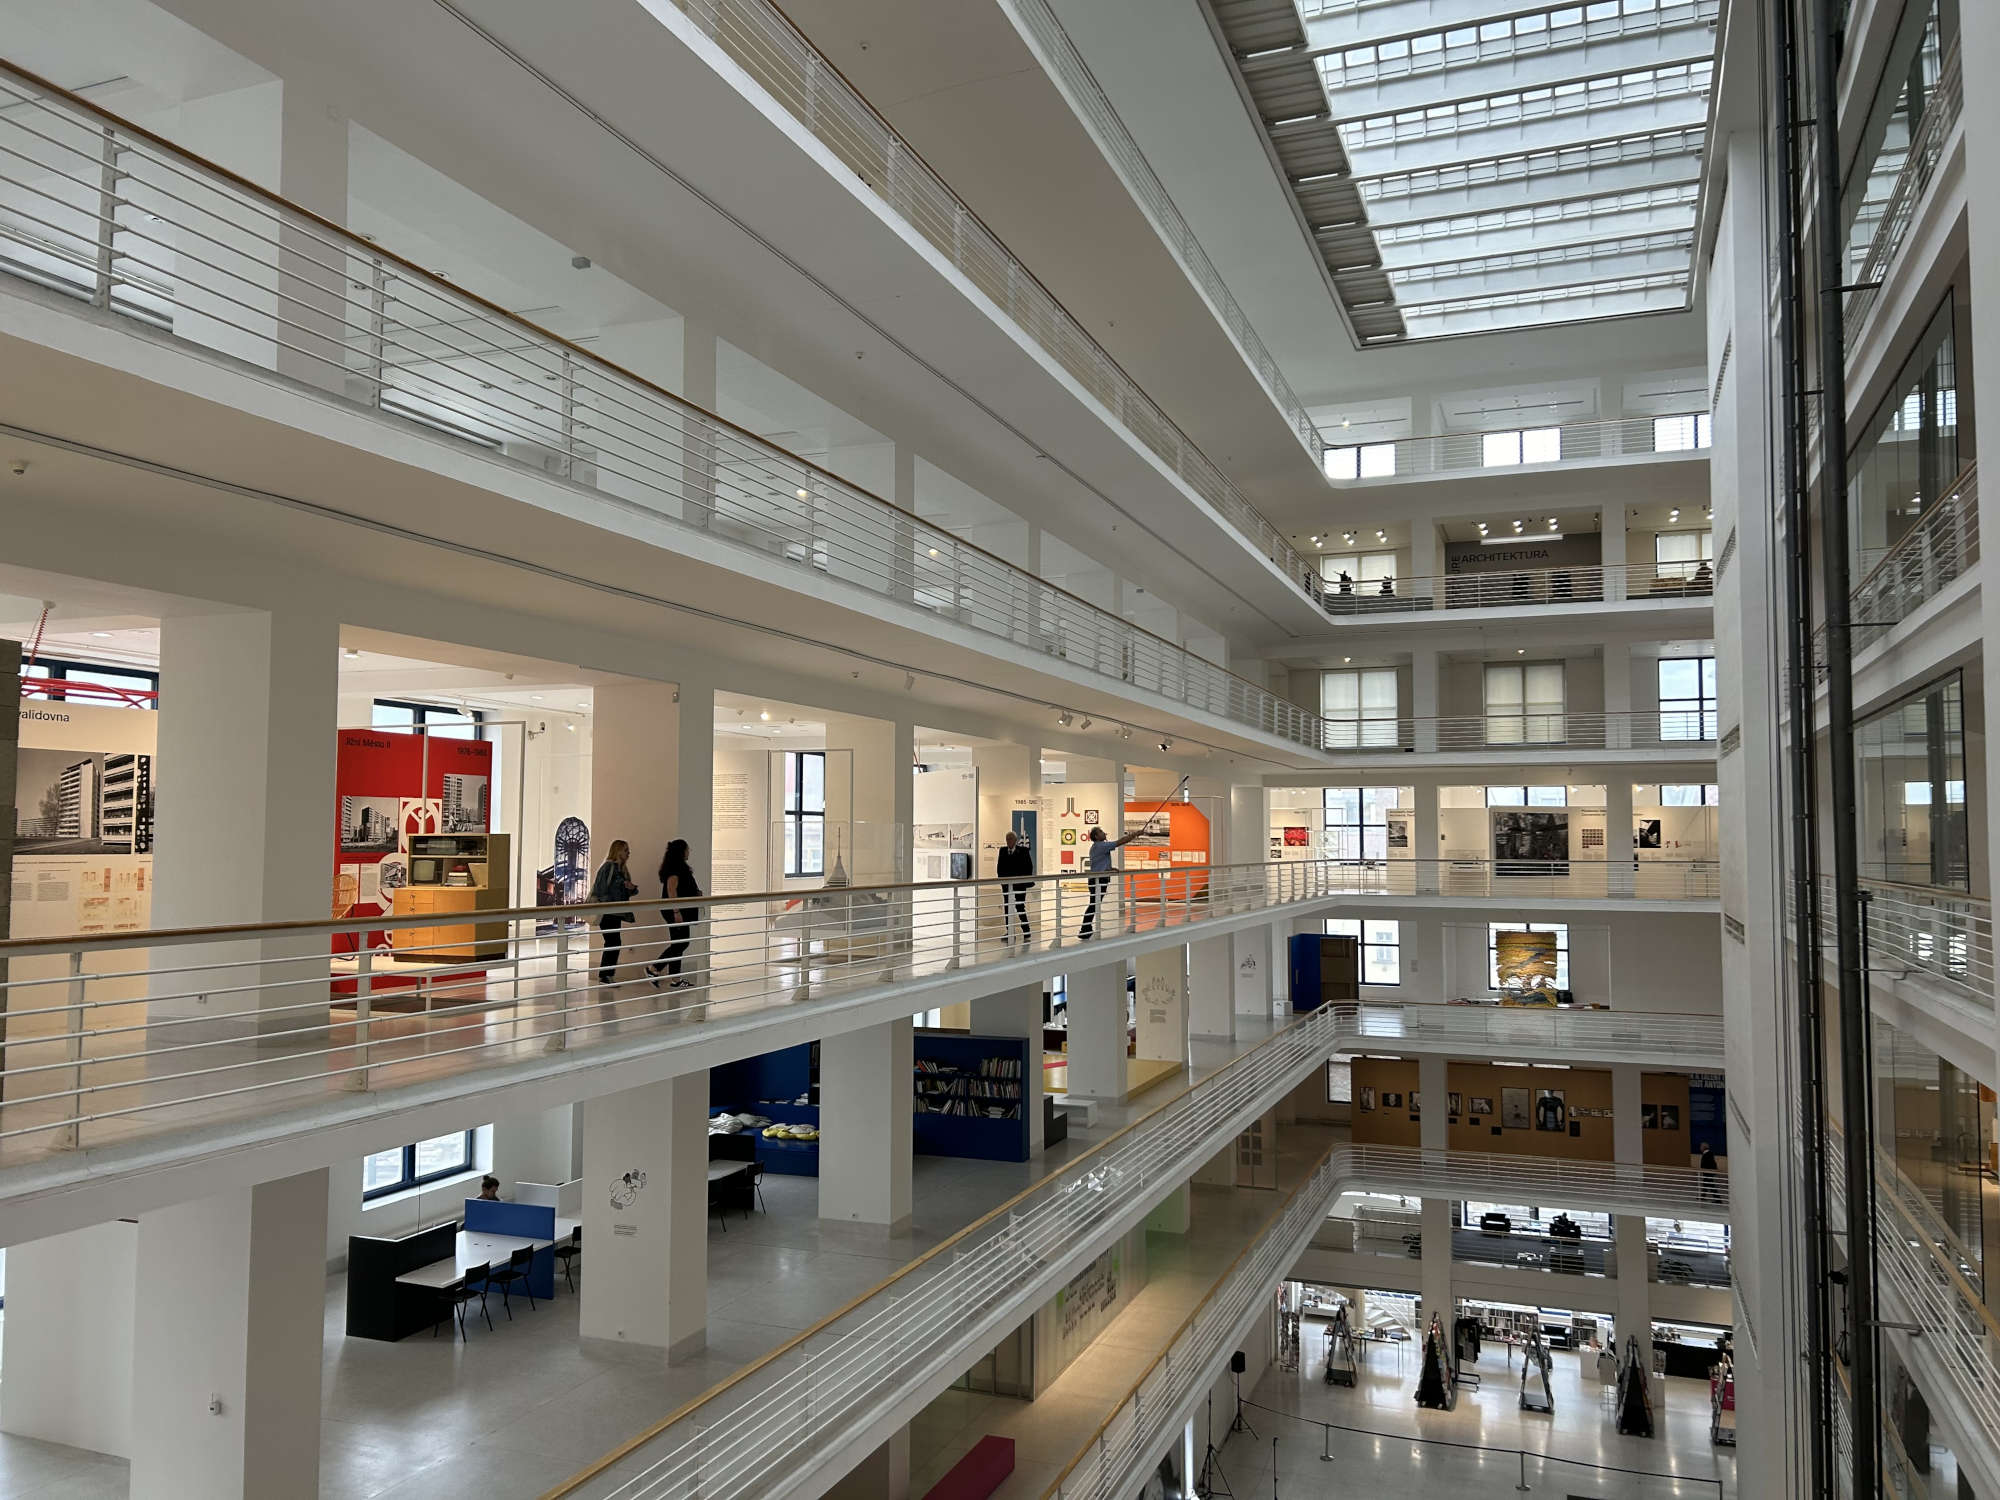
[590,839,638,985]
[1698,1141,1720,1204]
[996,830,1034,945]
[1079,820,1154,941]
[647,838,702,989]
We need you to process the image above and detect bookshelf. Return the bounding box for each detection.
[913,1030,1031,1162]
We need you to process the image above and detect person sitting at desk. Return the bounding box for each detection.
[477,1176,501,1201]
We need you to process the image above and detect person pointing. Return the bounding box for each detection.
[1079,819,1155,941]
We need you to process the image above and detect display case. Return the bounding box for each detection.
[391,833,511,960]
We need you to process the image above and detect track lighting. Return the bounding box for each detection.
[1157,740,1172,753]
[1057,711,1074,727]
[1079,717,1092,730]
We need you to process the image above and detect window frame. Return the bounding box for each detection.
[1483,661,1566,744]
[783,749,828,878]
[1653,414,1712,451]
[362,1130,477,1201]
[372,698,488,740]
[1326,916,1402,985]
[18,654,159,709]
[1653,529,1713,580]
[1323,786,1403,860]
[1319,550,1400,594]
[1321,668,1400,749]
[1480,426,1561,467]
[1324,442,1398,480]
[1657,656,1718,741]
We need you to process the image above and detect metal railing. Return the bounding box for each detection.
[1318,708,1716,753]
[1790,874,1993,1008]
[1002,0,1325,464]
[1333,1002,1726,1063]
[1046,1146,1729,1500]
[0,61,1325,752]
[1280,857,1720,902]
[1320,411,1709,483]
[1848,462,1979,653]
[1318,560,1713,616]
[646,0,1316,590]
[559,1007,1349,1500]
[1845,41,1962,342]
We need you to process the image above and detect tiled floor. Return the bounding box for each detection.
[0,1018,1296,1500]
[1215,1334,1738,1498]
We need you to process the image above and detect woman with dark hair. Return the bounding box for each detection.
[647,838,702,989]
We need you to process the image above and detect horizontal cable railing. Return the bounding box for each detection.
[1844,41,1962,342]
[0,61,1325,752]
[1811,463,1979,674]
[1317,559,1713,616]
[1333,1002,1726,1062]
[1320,412,1709,483]
[1318,708,1717,754]
[1284,857,1719,901]
[649,0,1316,590]
[1003,0,1325,464]
[1047,1146,1728,1500]
[558,1007,1348,1500]
[1788,874,1993,1008]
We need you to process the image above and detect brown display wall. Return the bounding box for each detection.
[1348,1059,1706,1165]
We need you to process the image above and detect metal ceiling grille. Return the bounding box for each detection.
[1210,0,1721,344]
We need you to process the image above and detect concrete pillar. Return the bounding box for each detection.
[1414,778,1441,896]
[1230,926,1274,1018]
[971,982,1045,1155]
[152,608,337,1032]
[130,1168,328,1499]
[820,1018,914,1231]
[275,83,348,396]
[1418,1056,1449,1152]
[680,317,718,528]
[1606,774,1634,901]
[1614,1214,1652,1348]
[590,680,689,985]
[1411,646,1439,751]
[1612,1064,1644,1167]
[1420,1197,1454,1339]
[0,1222,137,1458]
[1133,947,1188,1063]
[1064,961,1127,1100]
[1602,502,1629,600]
[825,1429,910,1500]
[580,1073,709,1360]
[1410,519,1440,611]
[890,445,919,604]
[1189,935,1233,1039]
[1602,642,1633,749]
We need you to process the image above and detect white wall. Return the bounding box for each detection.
[0,1221,137,1457]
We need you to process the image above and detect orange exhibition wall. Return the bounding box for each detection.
[1121,800,1211,903]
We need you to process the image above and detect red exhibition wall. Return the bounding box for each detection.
[332,729,493,951]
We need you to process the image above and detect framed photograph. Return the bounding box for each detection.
[1658,1104,1681,1131]
[339,795,402,854]
[1534,1088,1567,1132]
[1470,1095,1494,1117]
[1642,1103,1660,1130]
[1358,1086,1376,1112]
[1410,1091,1422,1114]
[1448,1092,1462,1117]
[1491,809,1570,875]
[1636,817,1664,850]
[1382,1091,1403,1110]
[1502,1088,1531,1130]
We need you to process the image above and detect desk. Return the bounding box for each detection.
[394,1221,577,1290]
[709,1161,756,1224]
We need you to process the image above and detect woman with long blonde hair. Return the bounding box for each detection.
[589,838,638,984]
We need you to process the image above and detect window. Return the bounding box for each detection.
[1326,1057,1352,1104]
[372,699,487,739]
[1488,922,1570,990]
[1481,427,1560,467]
[1654,530,1713,580]
[1319,550,1399,594]
[1658,784,1720,806]
[1658,657,1718,740]
[1322,669,1399,749]
[1327,917,1400,984]
[1654,414,1712,451]
[1325,442,1397,480]
[362,1130,476,1200]
[783,750,827,877]
[14,655,158,709]
[1485,786,1569,807]
[1324,786,1403,859]
[1856,673,1969,888]
[1484,662,1565,744]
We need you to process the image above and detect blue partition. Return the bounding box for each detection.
[712,1044,821,1176]
[462,1199,557,1299]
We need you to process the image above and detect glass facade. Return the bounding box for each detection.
[1848,299,1961,571]
[1854,673,1969,889]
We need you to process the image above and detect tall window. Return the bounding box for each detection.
[1319,550,1398,594]
[1484,662,1565,744]
[1324,787,1403,859]
[1326,917,1400,984]
[1654,414,1712,451]
[1325,443,1397,480]
[1486,786,1568,807]
[372,699,487,739]
[1654,530,1713,580]
[17,655,158,709]
[783,750,827,877]
[363,1131,476,1200]
[1482,427,1561,467]
[1658,657,1718,740]
[1488,922,1570,990]
[1322,669,1398,749]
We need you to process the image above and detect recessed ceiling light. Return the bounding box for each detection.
[1342,656,1352,664]
[575,702,588,710]
[530,694,543,701]
[1670,508,1681,521]
[1517,648,1525,655]
[760,709,770,721]
[796,488,810,500]
[564,722,576,732]
[1344,532,1355,544]
[1512,519,1524,532]
[1547,517,1558,527]
[91,630,113,639]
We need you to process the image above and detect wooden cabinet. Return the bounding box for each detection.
[390,886,507,960]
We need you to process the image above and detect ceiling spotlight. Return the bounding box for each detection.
[91,630,114,639]
[1512,519,1524,532]
[1120,727,1133,740]
[1670,508,1681,521]
[796,488,810,500]
[564,722,576,732]
[1375,530,1386,542]
[1315,539,1323,548]
[1079,717,1093,730]
[1517,648,1526,655]
[1157,739,1173,753]
[760,709,771,721]
[530,694,544,701]
[1057,711,1074,727]
[576,702,588,710]
[1547,517,1558,527]
[1311,535,1321,544]
[1476,522,1489,534]
[1344,532,1355,544]
[928,547,939,557]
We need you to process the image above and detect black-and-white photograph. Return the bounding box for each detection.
[1642,1103,1660,1130]
[1448,1092,1462,1117]
[441,774,489,834]
[1357,1086,1376,1113]
[340,795,402,853]
[1535,1088,1568,1132]
[1470,1095,1494,1117]
[15,748,154,855]
[1381,1091,1403,1110]
[1502,1087,1532,1129]
[1492,810,1569,874]
[1635,817,1664,850]
[1657,1104,1681,1131]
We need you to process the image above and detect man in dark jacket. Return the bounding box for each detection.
[996,830,1034,944]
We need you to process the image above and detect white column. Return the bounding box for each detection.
[590,681,686,985]
[580,1073,708,1360]
[1133,947,1188,1063]
[152,608,337,1033]
[1606,774,1634,902]
[1614,1215,1652,1348]
[1229,927,1273,1019]
[677,673,715,993]
[1602,642,1633,749]
[820,1018,914,1231]
[680,316,718,529]
[1414,779,1440,896]
[1267,919,1291,1009]
[275,83,349,396]
[826,1429,910,1500]
[130,1169,328,1499]
[1188,935,1233,1040]
[1410,519,1440,611]
[970,982,1045,1155]
[1602,503,1629,601]
[1612,1064,1644,1167]
[1064,961,1127,1100]
[1417,1057,1453,1333]
[1410,647,1439,752]
[0,1222,137,1457]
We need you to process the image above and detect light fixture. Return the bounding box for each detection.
[1670,508,1681,521]
[1079,717,1093,730]
[1057,711,1074,727]
[1512,519,1524,532]
[928,547,939,557]
[1342,656,1352,664]
[576,702,588,710]
[903,672,915,691]
[1315,539,1323,548]
[1517,648,1525,655]
[796,488,810,500]
[760,709,770,721]
[342,648,361,659]
[91,630,114,639]
[1375,530,1386,542]
[1476,522,1489,534]
[1547,517,1558,528]
[1311,535,1321,544]
[564,722,576,733]
[1120,727,1133,741]
[1344,531,1355,545]
[530,694,543,701]
[1157,739,1172,753]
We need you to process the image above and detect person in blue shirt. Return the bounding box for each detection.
[1079,820,1156,941]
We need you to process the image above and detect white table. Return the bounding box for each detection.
[707,1162,753,1184]
[395,1218,578,1289]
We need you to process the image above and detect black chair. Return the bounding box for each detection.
[749,1161,767,1215]
[554,1225,581,1292]
[433,1261,492,1341]
[487,1244,537,1316]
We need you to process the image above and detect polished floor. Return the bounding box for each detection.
[1215,1333,1738,1498]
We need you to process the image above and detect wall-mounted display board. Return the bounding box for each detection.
[332,728,493,952]
[1121,799,1210,901]
[13,699,156,939]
